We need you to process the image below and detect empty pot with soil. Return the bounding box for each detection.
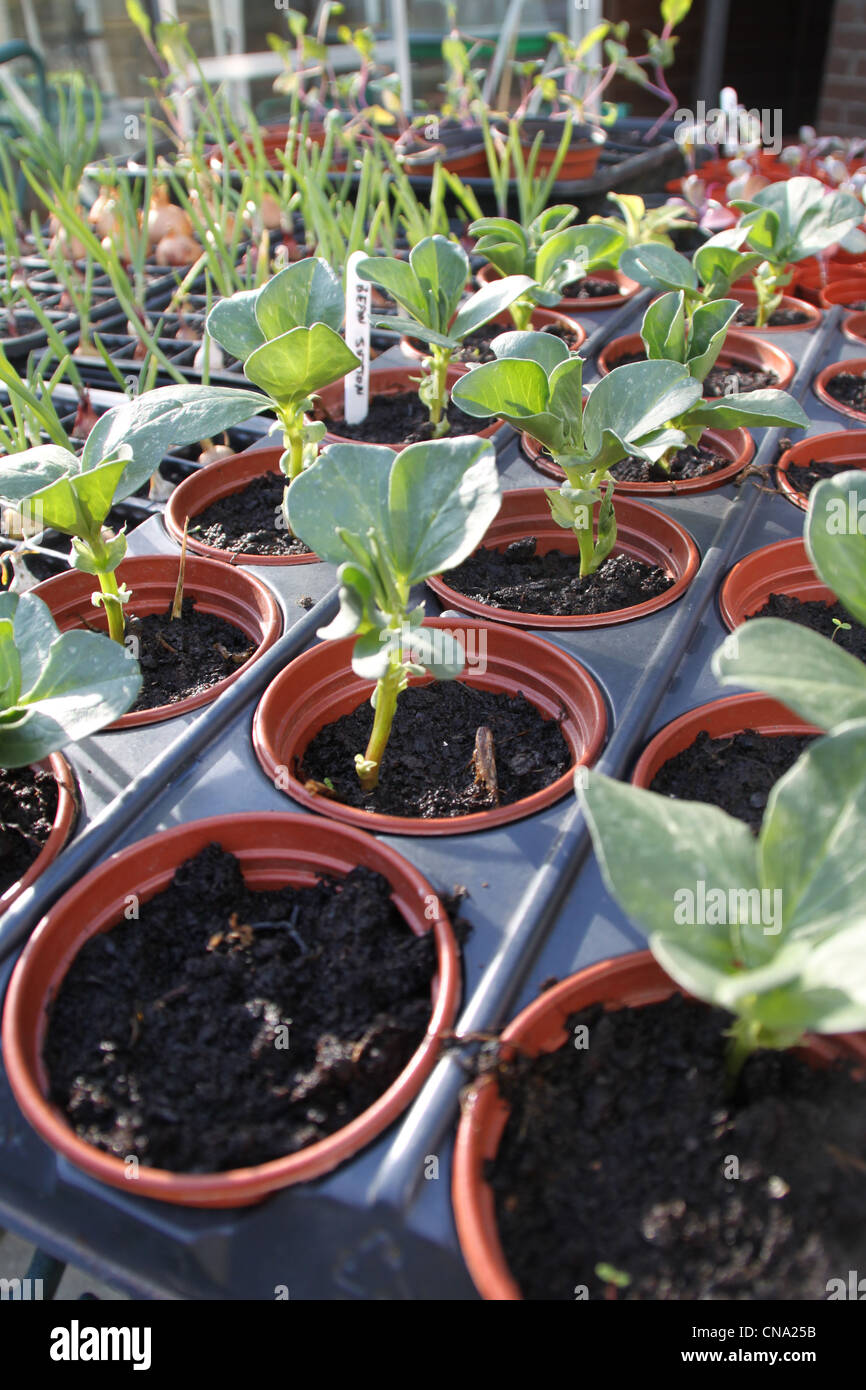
[34,554,282,727]
[2,813,461,1206]
[776,430,866,510]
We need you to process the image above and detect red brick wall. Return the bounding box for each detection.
[818,0,866,137]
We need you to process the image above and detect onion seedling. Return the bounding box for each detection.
[286,434,502,791]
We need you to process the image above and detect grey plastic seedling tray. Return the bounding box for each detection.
[0,300,851,1298]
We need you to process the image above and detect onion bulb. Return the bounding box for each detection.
[155,233,200,266]
[147,187,194,247]
[194,339,224,373]
[197,441,235,465]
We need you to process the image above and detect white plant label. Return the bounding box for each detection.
[345,250,371,424]
[720,86,739,155]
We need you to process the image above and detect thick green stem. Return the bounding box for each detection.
[509,296,534,332]
[427,349,451,435]
[724,1016,762,1094]
[575,522,597,579]
[97,569,126,644]
[356,657,402,791]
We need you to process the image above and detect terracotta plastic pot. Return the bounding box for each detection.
[719,537,832,630]
[0,755,78,917]
[2,812,460,1208]
[165,445,319,567]
[597,329,796,390]
[521,426,754,496]
[397,126,489,178]
[793,259,861,303]
[399,306,587,362]
[476,261,640,312]
[252,616,607,835]
[33,555,282,729]
[776,430,866,511]
[842,311,866,346]
[452,949,866,1301]
[521,138,601,180]
[730,288,821,333]
[813,358,866,422]
[313,365,503,450]
[818,277,866,311]
[631,691,822,789]
[425,489,700,629]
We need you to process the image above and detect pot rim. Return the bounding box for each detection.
[425,488,701,628]
[596,329,796,390]
[476,261,640,311]
[631,690,823,790]
[521,426,755,496]
[452,948,866,1301]
[729,288,821,333]
[164,444,320,567]
[313,364,504,450]
[0,754,78,917]
[776,429,866,511]
[813,358,866,423]
[251,615,608,834]
[1,811,461,1207]
[33,553,283,728]
[718,537,832,630]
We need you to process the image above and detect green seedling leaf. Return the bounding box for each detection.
[621,242,697,294]
[806,470,866,627]
[0,591,140,766]
[713,618,866,731]
[244,323,359,410]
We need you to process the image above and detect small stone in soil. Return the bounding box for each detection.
[323,390,489,447]
[444,539,673,616]
[749,592,866,663]
[300,680,571,819]
[0,764,60,896]
[190,472,309,556]
[650,728,815,832]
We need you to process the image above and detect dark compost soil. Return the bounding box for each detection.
[408,319,582,364]
[823,370,866,414]
[443,540,673,616]
[612,442,730,484]
[189,472,309,557]
[748,593,866,663]
[126,598,256,712]
[323,390,492,447]
[300,680,571,818]
[783,458,856,499]
[0,764,59,897]
[487,993,866,1300]
[649,729,815,832]
[43,844,437,1172]
[732,304,809,328]
[608,349,778,394]
[561,276,624,300]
